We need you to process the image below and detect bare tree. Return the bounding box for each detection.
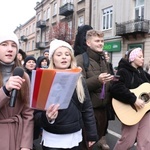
[49,21,75,45]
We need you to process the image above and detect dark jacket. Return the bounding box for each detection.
[24,69,32,80]
[36,56,49,68]
[110,58,150,105]
[40,79,98,141]
[76,48,112,108]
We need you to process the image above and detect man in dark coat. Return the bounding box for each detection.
[76,29,114,150]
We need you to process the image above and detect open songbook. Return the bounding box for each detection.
[30,67,82,110]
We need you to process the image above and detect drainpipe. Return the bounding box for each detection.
[89,0,92,25]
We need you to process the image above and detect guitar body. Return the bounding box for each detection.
[112,82,150,126]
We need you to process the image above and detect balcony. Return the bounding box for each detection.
[20,35,27,41]
[116,19,149,39]
[59,3,74,16]
[36,20,46,28]
[36,42,46,49]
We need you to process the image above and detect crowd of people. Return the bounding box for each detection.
[0,25,150,150]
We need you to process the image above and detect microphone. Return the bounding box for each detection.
[9,67,24,107]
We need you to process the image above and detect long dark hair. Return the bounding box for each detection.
[73,25,93,56]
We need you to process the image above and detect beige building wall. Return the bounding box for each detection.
[15,0,91,57]
[48,0,91,35]
[91,0,150,67]
[14,16,40,58]
[15,0,150,66]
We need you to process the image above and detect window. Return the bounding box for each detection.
[47,8,50,19]
[46,28,49,42]
[23,43,25,51]
[37,13,41,21]
[20,31,22,37]
[32,40,35,50]
[29,26,31,35]
[136,0,144,6]
[26,28,28,36]
[78,16,84,26]
[32,23,35,33]
[135,0,144,20]
[27,41,30,51]
[68,21,73,39]
[102,7,113,30]
[23,30,25,36]
[53,2,57,16]
[40,30,46,42]
[68,21,72,30]
[62,0,73,5]
[43,11,46,20]
[62,0,67,5]
[29,42,30,51]
[128,43,143,50]
[36,33,40,42]
[92,0,96,28]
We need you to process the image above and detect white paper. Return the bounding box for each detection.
[30,70,36,107]
[45,71,80,109]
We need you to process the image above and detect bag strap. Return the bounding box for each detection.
[82,52,89,71]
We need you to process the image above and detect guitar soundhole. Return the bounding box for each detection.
[140,93,149,103]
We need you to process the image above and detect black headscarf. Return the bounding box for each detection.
[73,25,93,56]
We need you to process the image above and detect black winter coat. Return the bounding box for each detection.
[110,58,150,105]
[40,79,98,141]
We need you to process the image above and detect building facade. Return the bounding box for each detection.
[15,0,150,68]
[14,16,37,57]
[15,0,91,59]
[91,0,150,67]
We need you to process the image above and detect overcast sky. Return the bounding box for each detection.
[0,0,38,32]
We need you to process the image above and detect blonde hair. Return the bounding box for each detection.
[86,29,104,40]
[49,47,85,103]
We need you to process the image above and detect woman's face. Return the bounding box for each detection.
[53,47,72,69]
[41,59,48,68]
[17,53,23,61]
[105,53,110,62]
[0,40,17,63]
[25,60,36,71]
[132,51,144,68]
[44,52,49,58]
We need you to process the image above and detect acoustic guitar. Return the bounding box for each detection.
[112,82,150,126]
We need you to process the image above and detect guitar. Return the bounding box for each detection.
[112,82,150,126]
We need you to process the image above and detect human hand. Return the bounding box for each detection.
[113,75,120,81]
[88,141,96,148]
[134,99,145,109]
[46,104,60,121]
[98,73,114,84]
[5,76,25,91]
[20,148,30,150]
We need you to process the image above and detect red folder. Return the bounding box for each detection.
[30,68,81,110]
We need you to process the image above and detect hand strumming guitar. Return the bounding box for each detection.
[134,98,145,109]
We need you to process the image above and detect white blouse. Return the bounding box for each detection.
[41,129,82,148]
